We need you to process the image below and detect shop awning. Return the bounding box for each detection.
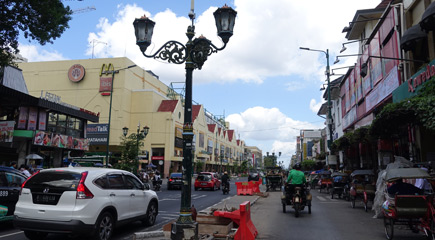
[420,2,435,32]
[400,24,427,52]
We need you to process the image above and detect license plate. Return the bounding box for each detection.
[201,183,207,186]
[35,194,57,204]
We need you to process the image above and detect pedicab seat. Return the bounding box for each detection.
[395,195,427,218]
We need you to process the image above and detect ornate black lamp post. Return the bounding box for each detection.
[122,125,149,174]
[133,3,236,240]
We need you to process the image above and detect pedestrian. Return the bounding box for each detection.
[10,161,17,169]
[19,164,31,177]
[143,170,150,183]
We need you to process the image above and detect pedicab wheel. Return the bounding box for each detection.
[351,196,356,208]
[428,218,435,240]
[282,203,286,213]
[384,216,394,240]
[294,203,300,218]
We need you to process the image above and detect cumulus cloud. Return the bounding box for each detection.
[226,106,323,165]
[18,45,67,62]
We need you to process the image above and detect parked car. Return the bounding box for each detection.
[14,167,159,240]
[194,172,221,191]
[0,166,28,222]
[167,172,183,190]
[248,171,259,181]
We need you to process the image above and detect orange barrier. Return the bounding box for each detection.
[214,201,258,240]
[235,182,253,195]
[250,181,261,193]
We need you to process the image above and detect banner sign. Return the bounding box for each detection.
[0,121,14,143]
[34,130,89,150]
[366,65,399,111]
[86,124,108,145]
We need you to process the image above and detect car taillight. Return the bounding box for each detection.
[169,179,173,182]
[76,171,94,199]
[20,170,40,195]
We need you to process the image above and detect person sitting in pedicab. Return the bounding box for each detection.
[286,163,306,198]
[387,178,423,196]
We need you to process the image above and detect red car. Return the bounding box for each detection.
[194,172,221,191]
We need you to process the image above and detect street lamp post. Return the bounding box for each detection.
[133,3,236,239]
[104,64,137,168]
[299,47,333,161]
[122,124,149,174]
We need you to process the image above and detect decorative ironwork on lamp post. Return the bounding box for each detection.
[133,3,236,239]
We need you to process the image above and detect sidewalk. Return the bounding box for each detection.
[133,183,269,240]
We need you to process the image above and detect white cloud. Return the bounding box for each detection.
[18,45,67,62]
[226,106,323,165]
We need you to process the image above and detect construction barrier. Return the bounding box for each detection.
[236,181,261,195]
[235,182,253,195]
[214,201,258,240]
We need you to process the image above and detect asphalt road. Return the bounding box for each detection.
[0,177,239,240]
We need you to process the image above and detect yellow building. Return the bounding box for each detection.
[19,57,249,177]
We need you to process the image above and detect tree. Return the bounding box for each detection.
[115,133,144,174]
[1,0,72,66]
[263,155,275,168]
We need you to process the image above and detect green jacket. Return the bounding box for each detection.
[287,170,306,185]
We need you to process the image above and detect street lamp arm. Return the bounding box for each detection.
[299,47,327,56]
[140,40,188,64]
[190,37,227,69]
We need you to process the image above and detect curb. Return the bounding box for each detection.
[133,230,165,240]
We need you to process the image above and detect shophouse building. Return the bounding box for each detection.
[318,0,435,172]
[0,65,99,168]
[18,57,250,177]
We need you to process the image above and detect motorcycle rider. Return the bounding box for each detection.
[221,171,230,191]
[286,163,306,198]
[152,171,162,190]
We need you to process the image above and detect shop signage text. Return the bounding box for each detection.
[40,90,99,117]
[408,63,435,92]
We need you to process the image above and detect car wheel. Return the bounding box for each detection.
[24,231,48,240]
[168,185,172,190]
[143,201,158,226]
[90,212,114,240]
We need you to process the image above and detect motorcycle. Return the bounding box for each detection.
[153,179,162,191]
[282,183,312,218]
[222,181,230,195]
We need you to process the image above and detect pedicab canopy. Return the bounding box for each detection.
[331,172,349,177]
[350,169,374,177]
[385,168,432,182]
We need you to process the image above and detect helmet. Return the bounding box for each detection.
[294,163,302,170]
[224,171,228,174]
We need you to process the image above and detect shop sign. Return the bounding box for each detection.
[0,121,14,143]
[99,63,114,92]
[366,65,399,111]
[152,156,164,161]
[343,106,357,130]
[393,59,435,103]
[86,124,108,145]
[68,64,85,83]
[34,130,89,150]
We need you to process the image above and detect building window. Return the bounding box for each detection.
[47,112,83,137]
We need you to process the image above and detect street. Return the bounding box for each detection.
[0,178,239,240]
[0,179,428,240]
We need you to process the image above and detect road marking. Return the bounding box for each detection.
[316,196,327,201]
[159,213,180,217]
[0,231,23,238]
[192,195,207,200]
[160,198,179,201]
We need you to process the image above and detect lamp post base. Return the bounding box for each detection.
[170,221,198,240]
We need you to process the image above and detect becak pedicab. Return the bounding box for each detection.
[350,169,376,211]
[308,170,321,189]
[330,172,350,199]
[317,170,332,193]
[382,167,435,240]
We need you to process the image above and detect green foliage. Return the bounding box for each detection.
[301,159,316,171]
[370,76,435,137]
[0,0,72,66]
[115,133,145,174]
[263,155,275,168]
[195,161,204,173]
[240,160,248,173]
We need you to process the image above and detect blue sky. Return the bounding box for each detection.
[17,0,381,168]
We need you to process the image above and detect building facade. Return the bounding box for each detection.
[19,57,251,177]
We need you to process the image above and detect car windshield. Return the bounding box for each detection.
[197,174,211,181]
[171,173,182,178]
[25,171,82,191]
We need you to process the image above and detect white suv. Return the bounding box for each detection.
[14,167,158,240]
